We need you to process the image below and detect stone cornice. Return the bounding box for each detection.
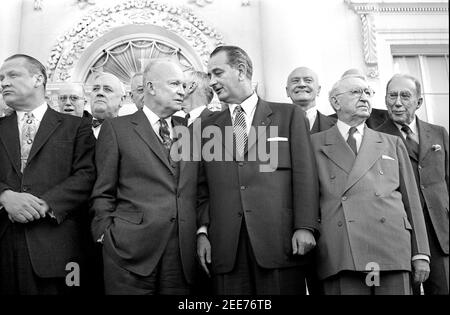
[345,0,448,14]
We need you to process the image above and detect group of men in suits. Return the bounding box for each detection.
[0,45,448,295]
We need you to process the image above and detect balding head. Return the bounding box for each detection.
[143,59,185,118]
[286,67,321,110]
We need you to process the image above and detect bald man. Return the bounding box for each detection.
[90,60,199,294]
[90,72,125,138]
[286,67,336,134]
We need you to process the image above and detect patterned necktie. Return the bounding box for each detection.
[92,119,104,128]
[159,118,172,151]
[347,126,358,155]
[21,112,38,172]
[401,125,419,157]
[233,105,248,156]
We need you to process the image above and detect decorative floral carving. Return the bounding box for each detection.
[360,13,378,78]
[47,0,225,82]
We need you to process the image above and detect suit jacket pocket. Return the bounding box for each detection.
[272,142,291,169]
[113,209,144,224]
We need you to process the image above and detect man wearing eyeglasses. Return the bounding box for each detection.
[377,74,449,295]
[57,83,88,117]
[310,74,430,294]
[130,72,144,110]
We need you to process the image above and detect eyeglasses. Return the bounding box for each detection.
[58,95,83,103]
[386,91,414,103]
[334,88,375,98]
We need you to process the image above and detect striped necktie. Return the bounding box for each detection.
[233,105,248,156]
[401,125,419,158]
[159,118,172,151]
[347,126,358,155]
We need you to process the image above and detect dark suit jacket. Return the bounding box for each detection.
[311,126,430,279]
[0,107,96,278]
[329,108,388,130]
[310,111,336,134]
[198,98,320,274]
[90,110,198,282]
[377,118,449,254]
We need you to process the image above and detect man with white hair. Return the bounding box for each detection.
[182,71,215,126]
[90,72,125,138]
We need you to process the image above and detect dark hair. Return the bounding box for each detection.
[4,54,48,89]
[386,74,422,98]
[210,45,253,80]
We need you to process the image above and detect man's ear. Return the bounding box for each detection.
[317,85,322,97]
[187,81,197,94]
[236,63,247,81]
[34,74,44,88]
[146,81,155,95]
[330,96,340,112]
[416,96,423,110]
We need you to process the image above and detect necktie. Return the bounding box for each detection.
[21,112,38,172]
[185,113,191,121]
[92,119,104,128]
[159,118,172,151]
[401,125,419,157]
[233,105,248,156]
[347,126,358,155]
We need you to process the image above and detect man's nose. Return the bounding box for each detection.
[209,77,217,87]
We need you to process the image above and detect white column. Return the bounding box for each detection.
[0,0,24,62]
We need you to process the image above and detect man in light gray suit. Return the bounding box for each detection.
[310,74,430,294]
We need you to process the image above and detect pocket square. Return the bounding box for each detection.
[432,144,442,152]
[267,137,288,142]
[382,155,395,161]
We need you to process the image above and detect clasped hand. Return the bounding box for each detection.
[0,190,49,223]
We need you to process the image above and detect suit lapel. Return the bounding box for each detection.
[213,109,234,159]
[344,127,383,193]
[381,119,418,162]
[417,119,432,162]
[0,112,22,175]
[247,99,272,155]
[320,126,355,174]
[27,108,62,165]
[132,110,174,173]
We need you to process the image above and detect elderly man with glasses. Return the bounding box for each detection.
[57,83,88,118]
[309,73,430,295]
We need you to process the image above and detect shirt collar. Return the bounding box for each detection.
[336,119,365,138]
[228,92,258,116]
[187,105,207,121]
[305,107,317,121]
[394,116,418,135]
[16,102,48,123]
[142,106,172,128]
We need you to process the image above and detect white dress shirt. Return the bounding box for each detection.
[305,108,318,131]
[142,106,174,141]
[395,117,419,144]
[16,102,48,140]
[187,105,206,126]
[336,120,364,153]
[228,92,258,134]
[92,125,101,139]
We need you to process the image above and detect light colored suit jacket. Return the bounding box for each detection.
[311,125,430,280]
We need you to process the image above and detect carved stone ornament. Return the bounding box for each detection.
[47,0,225,82]
[345,1,448,79]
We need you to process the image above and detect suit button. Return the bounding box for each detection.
[330,175,336,180]
[23,187,29,192]
[27,139,33,145]
[418,165,422,170]
[379,170,384,175]
[338,221,343,227]
[238,212,243,217]
[375,192,381,197]
[342,196,347,201]
[380,217,386,223]
[170,217,176,222]
[421,185,425,190]
[240,186,247,190]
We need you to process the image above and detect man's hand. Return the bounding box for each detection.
[292,229,316,255]
[197,233,211,277]
[412,259,430,284]
[0,190,47,223]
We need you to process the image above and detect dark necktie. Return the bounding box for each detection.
[185,113,191,121]
[92,119,104,128]
[401,125,419,157]
[347,126,358,155]
[159,118,172,151]
[233,105,248,156]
